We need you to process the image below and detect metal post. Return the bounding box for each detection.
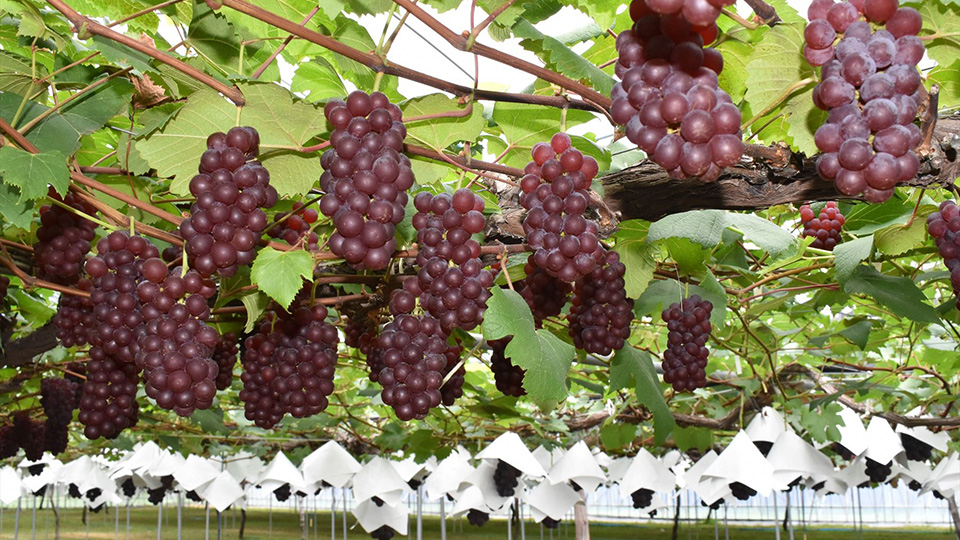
[724,504,729,540]
[127,501,131,540]
[439,496,446,540]
[15,497,21,540]
[30,494,36,540]
[519,502,525,540]
[269,495,273,538]
[330,489,336,540]
[787,489,795,540]
[178,492,183,540]
[157,500,163,540]
[205,502,210,540]
[341,488,347,540]
[115,501,120,540]
[416,485,423,540]
[507,504,512,540]
[773,492,780,540]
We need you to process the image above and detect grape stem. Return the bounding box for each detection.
[721,8,760,30]
[741,77,817,131]
[251,6,320,80]
[917,85,940,157]
[0,245,91,298]
[742,0,780,26]
[465,0,518,50]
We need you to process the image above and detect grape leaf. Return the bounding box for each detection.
[910,1,960,70]
[481,287,573,407]
[92,35,154,74]
[401,94,486,152]
[240,291,269,333]
[843,266,940,324]
[0,183,34,230]
[649,210,796,258]
[511,19,615,96]
[250,247,314,310]
[874,204,937,256]
[929,60,960,108]
[610,346,675,445]
[0,147,68,201]
[599,423,637,450]
[832,236,874,286]
[290,58,348,102]
[0,50,47,97]
[612,220,657,298]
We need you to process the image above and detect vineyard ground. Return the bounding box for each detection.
[0,507,953,539]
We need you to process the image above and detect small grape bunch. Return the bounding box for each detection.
[40,377,79,455]
[661,295,713,391]
[925,200,960,311]
[53,279,96,348]
[213,332,239,391]
[864,458,893,484]
[489,337,525,397]
[267,202,320,250]
[34,192,98,285]
[800,202,845,251]
[631,488,654,509]
[900,432,933,462]
[493,459,522,497]
[518,262,573,328]
[466,509,489,527]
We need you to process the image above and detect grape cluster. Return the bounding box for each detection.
[753,440,774,457]
[0,275,8,299]
[240,303,339,429]
[375,314,448,420]
[926,201,960,311]
[136,259,220,417]
[807,1,925,202]
[634,0,734,26]
[440,341,465,406]
[40,377,80,455]
[489,337,525,397]
[631,488,655,509]
[54,279,96,348]
[267,203,320,250]
[613,3,743,180]
[400,189,494,333]
[466,509,490,527]
[213,333,239,391]
[359,330,386,384]
[493,460,522,497]
[121,478,137,498]
[900,432,933,462]
[800,202,845,251]
[273,484,292,502]
[13,412,45,462]
[729,481,757,501]
[179,126,277,278]
[519,134,604,283]
[832,442,856,460]
[78,356,140,440]
[568,251,634,355]
[541,518,561,529]
[319,91,413,270]
[34,193,97,285]
[661,295,713,391]
[371,526,396,540]
[518,262,573,326]
[864,457,892,483]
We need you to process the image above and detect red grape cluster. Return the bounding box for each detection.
[136,259,220,417]
[925,200,960,310]
[78,355,140,440]
[34,193,97,285]
[518,261,573,326]
[900,433,933,462]
[398,189,493,333]
[240,303,339,428]
[520,133,604,283]
[568,251,634,355]
[375,313,448,420]
[213,332,239,391]
[179,126,277,278]
[439,341,465,406]
[613,2,743,180]
[493,459,522,496]
[634,0,735,26]
[319,91,413,270]
[12,413,45,461]
[40,377,80,455]
[660,295,712,391]
[489,337,525,397]
[54,279,97,348]
[360,329,386,384]
[800,202,845,250]
[807,0,925,202]
[267,202,320,250]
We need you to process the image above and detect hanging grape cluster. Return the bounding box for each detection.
[926,200,960,311]
[179,126,277,277]
[661,295,713,391]
[864,458,893,484]
[569,251,634,355]
[267,202,320,250]
[806,0,925,202]
[240,302,339,429]
[54,278,97,348]
[901,433,933,462]
[518,261,573,326]
[213,333,239,391]
[612,0,742,180]
[489,337,525,397]
[439,340,465,406]
[320,91,413,270]
[800,201,845,251]
[375,313,448,421]
[493,459,522,497]
[40,377,80,455]
[34,193,97,285]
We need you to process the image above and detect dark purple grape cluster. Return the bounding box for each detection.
[661,295,712,391]
[34,193,97,285]
[375,314,448,420]
[729,481,757,501]
[136,259,220,417]
[40,377,79,455]
[319,91,413,270]
[439,341,465,406]
[520,133,604,283]
[568,251,634,355]
[864,457,892,483]
[179,126,277,278]
[359,329,386,384]
[240,303,339,428]
[807,1,924,202]
[832,442,856,460]
[213,332,239,391]
[399,189,493,333]
[613,4,742,180]
[800,202,845,251]
[633,0,735,27]
[753,440,774,457]
[64,362,86,405]
[121,478,137,498]
[489,337,525,397]
[14,413,45,462]
[493,459,521,497]
[467,509,490,527]
[54,279,96,348]
[267,203,320,250]
[371,526,396,540]
[517,262,573,327]
[542,517,561,529]
[926,201,960,311]
[273,483,292,502]
[631,488,654,509]
[0,424,17,459]
[900,432,933,462]
[78,356,140,440]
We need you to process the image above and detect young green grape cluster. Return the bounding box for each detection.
[800,201,845,251]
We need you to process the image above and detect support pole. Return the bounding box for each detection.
[330,489,336,540]
[269,495,273,538]
[30,494,36,540]
[342,488,347,540]
[416,485,423,540]
[439,496,446,540]
[178,492,183,540]
[773,492,780,540]
[787,489,795,540]
[126,502,131,540]
[157,500,163,540]
[205,502,210,540]
[14,497,21,540]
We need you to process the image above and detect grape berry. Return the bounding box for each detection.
[926,201,960,311]
[800,202,845,251]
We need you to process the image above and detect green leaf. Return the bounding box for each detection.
[490,102,595,168]
[190,407,228,435]
[833,236,874,285]
[250,248,314,310]
[838,320,872,350]
[599,422,637,450]
[0,50,46,97]
[874,205,937,256]
[612,220,656,298]
[481,288,573,407]
[635,278,725,328]
[91,35,154,73]
[610,346,675,444]
[843,198,913,234]
[911,1,960,70]
[929,60,960,108]
[290,58,348,102]
[649,210,796,258]
[401,94,486,151]
[843,266,940,324]
[671,426,714,452]
[240,291,270,333]
[0,147,68,201]
[0,183,34,230]
[799,402,843,444]
[511,19,614,96]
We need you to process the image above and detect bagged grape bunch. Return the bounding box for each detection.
[320,91,414,270]
[806,0,925,202]
[179,126,277,278]
[612,0,743,181]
